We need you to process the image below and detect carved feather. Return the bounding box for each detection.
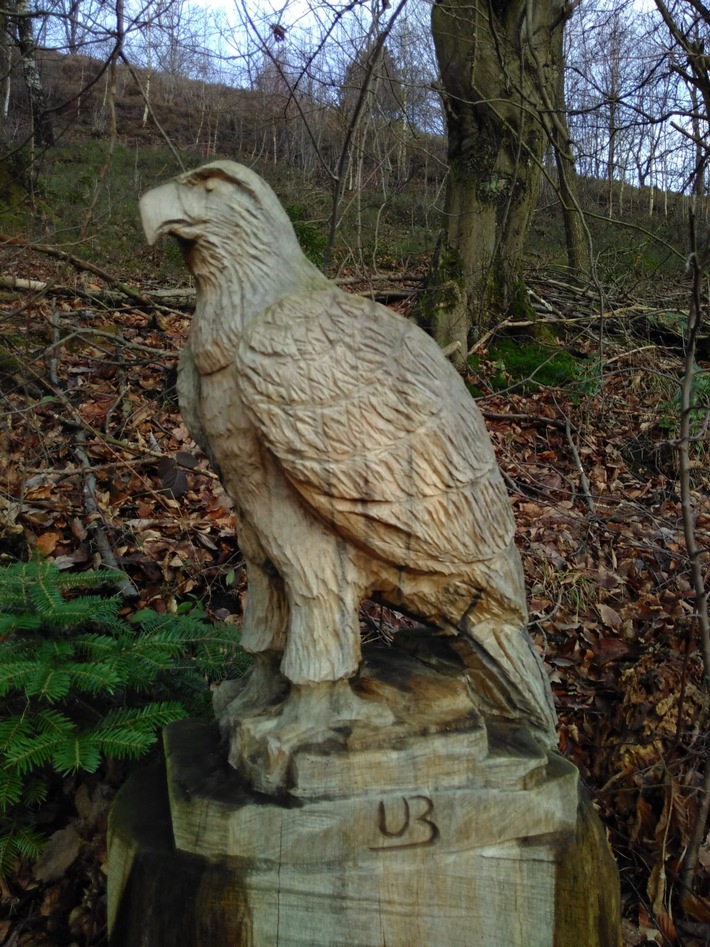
[139,160,557,741]
[237,289,514,570]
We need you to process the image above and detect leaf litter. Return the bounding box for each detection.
[1,280,709,945]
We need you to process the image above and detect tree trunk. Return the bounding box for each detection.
[13,0,54,148]
[554,136,590,277]
[548,41,590,279]
[424,0,569,348]
[0,10,11,136]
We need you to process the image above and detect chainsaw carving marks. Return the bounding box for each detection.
[370,795,440,851]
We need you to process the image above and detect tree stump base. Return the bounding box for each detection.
[108,685,621,946]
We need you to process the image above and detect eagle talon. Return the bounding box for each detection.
[228,680,396,790]
[213,653,288,729]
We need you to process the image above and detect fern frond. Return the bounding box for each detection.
[0,562,123,629]
[28,570,65,618]
[132,610,217,642]
[0,636,35,658]
[11,824,46,861]
[0,562,43,611]
[0,561,120,598]
[53,567,125,591]
[0,716,33,751]
[195,630,250,680]
[72,632,120,659]
[0,559,237,876]
[113,636,185,680]
[0,613,42,633]
[0,832,21,877]
[139,639,189,661]
[51,596,122,630]
[37,640,75,662]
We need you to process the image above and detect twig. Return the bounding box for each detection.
[74,431,139,599]
[45,320,173,357]
[603,345,658,366]
[564,415,596,517]
[48,305,60,388]
[469,318,516,355]
[0,276,47,291]
[1,274,196,313]
[3,350,214,478]
[120,56,185,172]
[441,340,461,359]
[468,308,631,356]
[40,409,217,479]
[528,287,562,317]
[24,457,167,477]
[482,410,568,430]
[483,409,597,513]
[30,323,143,596]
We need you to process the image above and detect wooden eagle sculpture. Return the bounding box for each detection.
[140,161,556,784]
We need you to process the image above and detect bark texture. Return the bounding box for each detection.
[427,0,569,344]
[13,0,54,148]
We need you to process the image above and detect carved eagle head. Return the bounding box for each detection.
[140,161,327,368]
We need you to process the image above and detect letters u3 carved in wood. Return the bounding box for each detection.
[370,795,440,851]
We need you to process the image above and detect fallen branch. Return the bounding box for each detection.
[75,431,140,599]
[481,410,568,430]
[46,321,174,358]
[0,276,48,292]
[441,340,461,359]
[564,416,596,517]
[0,234,156,308]
[40,409,218,480]
[10,344,218,487]
[44,308,140,595]
[335,273,424,286]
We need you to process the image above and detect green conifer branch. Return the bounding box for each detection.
[0,560,247,877]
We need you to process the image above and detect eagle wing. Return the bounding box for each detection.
[236,289,516,575]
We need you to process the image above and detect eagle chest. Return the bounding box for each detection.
[198,369,270,510]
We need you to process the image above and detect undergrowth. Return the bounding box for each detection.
[468,338,585,395]
[0,560,247,877]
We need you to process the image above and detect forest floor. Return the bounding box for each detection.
[1,248,709,946]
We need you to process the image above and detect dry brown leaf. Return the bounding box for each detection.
[655,908,676,944]
[598,602,622,628]
[33,827,82,883]
[34,531,62,555]
[681,892,710,923]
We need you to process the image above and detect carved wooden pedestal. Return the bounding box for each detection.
[108,657,621,947]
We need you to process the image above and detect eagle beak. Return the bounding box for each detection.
[139,181,186,246]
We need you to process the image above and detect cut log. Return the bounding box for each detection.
[108,645,621,947]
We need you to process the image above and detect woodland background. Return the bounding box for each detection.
[1,0,710,944]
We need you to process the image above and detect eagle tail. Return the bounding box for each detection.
[455,615,558,744]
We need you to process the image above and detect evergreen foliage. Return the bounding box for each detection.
[0,561,247,877]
